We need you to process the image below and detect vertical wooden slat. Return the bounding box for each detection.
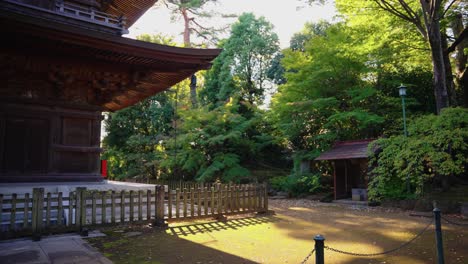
[197,188,201,217]
[252,184,257,211]
[235,186,240,212]
[249,185,253,212]
[57,192,63,226]
[245,185,249,212]
[224,186,229,213]
[46,192,51,226]
[168,189,173,219]
[146,190,151,221]
[23,193,30,228]
[217,187,222,215]
[239,186,244,211]
[176,188,180,219]
[190,188,195,218]
[32,188,44,240]
[230,186,234,212]
[264,183,268,212]
[75,188,83,230]
[154,185,165,226]
[211,187,215,215]
[244,185,248,212]
[10,193,17,230]
[101,192,106,224]
[68,192,74,226]
[129,190,134,222]
[203,187,208,216]
[0,194,3,227]
[253,185,257,211]
[183,188,187,218]
[91,192,96,225]
[255,185,260,211]
[111,191,116,224]
[228,187,232,213]
[138,190,143,222]
[79,188,87,231]
[120,191,125,223]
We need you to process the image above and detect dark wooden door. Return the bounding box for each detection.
[1,117,49,174]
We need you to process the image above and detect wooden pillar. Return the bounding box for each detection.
[333,161,337,200]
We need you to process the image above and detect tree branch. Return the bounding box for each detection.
[374,0,427,38]
[447,27,468,53]
[441,0,459,19]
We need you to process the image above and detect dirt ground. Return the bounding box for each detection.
[88,199,468,264]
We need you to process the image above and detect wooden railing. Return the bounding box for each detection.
[0,184,268,240]
[55,1,126,30]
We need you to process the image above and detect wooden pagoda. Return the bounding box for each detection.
[0,0,221,182]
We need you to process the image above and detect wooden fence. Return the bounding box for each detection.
[0,184,267,239]
[167,184,268,221]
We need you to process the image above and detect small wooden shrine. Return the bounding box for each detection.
[0,0,221,182]
[315,140,374,200]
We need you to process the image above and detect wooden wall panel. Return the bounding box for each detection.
[62,118,91,146]
[0,101,103,182]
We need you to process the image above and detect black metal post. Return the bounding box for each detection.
[433,208,445,264]
[314,234,325,264]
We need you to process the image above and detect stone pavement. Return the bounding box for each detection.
[0,233,112,264]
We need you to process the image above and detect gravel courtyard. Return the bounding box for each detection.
[88,199,468,264]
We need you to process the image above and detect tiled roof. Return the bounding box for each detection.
[315,139,374,161]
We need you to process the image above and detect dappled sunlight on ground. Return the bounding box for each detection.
[88,199,468,264]
[288,206,316,213]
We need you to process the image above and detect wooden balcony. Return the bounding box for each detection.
[1,0,128,35]
[55,1,128,34]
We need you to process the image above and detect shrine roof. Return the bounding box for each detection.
[2,12,221,111]
[315,139,375,161]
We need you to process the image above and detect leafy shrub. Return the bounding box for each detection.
[270,173,322,197]
[368,107,468,201]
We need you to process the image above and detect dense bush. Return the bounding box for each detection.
[368,107,468,201]
[270,173,322,197]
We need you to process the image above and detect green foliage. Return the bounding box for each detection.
[162,99,277,182]
[270,22,386,164]
[102,93,174,180]
[368,107,468,201]
[203,13,280,105]
[270,173,323,197]
[136,34,178,46]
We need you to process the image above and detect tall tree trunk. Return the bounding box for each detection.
[181,7,198,108]
[428,34,450,113]
[421,0,450,113]
[441,33,457,106]
[450,13,468,107]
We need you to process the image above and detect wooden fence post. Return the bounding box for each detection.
[76,187,88,236]
[32,188,44,241]
[10,193,17,231]
[257,183,268,214]
[23,193,30,229]
[153,185,167,227]
[146,190,151,221]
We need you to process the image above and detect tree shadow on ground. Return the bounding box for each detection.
[269,200,468,264]
[89,215,282,264]
[168,215,281,236]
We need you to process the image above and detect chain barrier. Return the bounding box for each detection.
[324,218,434,257]
[300,248,315,264]
[441,216,468,226]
